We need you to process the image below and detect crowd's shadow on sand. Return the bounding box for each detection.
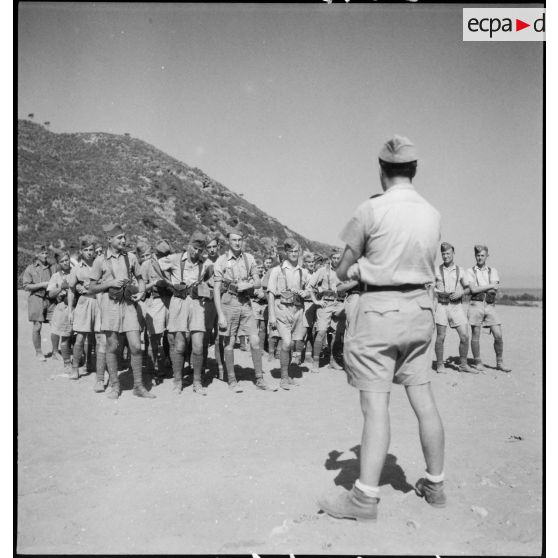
[325,446,414,493]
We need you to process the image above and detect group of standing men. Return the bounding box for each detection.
[22,225,363,399]
[22,133,514,522]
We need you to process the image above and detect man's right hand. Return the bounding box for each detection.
[109,278,126,288]
[268,316,277,329]
[218,314,228,331]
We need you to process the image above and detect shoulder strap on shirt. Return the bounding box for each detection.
[104,252,115,279]
[488,267,492,283]
[439,264,445,289]
[180,252,187,282]
[455,266,460,291]
[123,252,131,280]
[151,259,168,281]
[242,253,250,280]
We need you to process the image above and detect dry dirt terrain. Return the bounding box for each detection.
[17,290,542,555]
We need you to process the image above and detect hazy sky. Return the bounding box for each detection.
[18,2,543,286]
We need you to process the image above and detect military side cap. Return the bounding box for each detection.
[135,241,151,256]
[155,239,171,256]
[303,252,314,262]
[190,231,207,249]
[378,135,418,163]
[440,242,454,252]
[102,223,124,236]
[228,227,243,238]
[284,237,299,251]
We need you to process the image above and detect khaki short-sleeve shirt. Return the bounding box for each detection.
[89,250,141,283]
[213,250,259,285]
[158,252,203,286]
[466,265,500,286]
[340,185,441,286]
[435,264,470,293]
[267,261,310,295]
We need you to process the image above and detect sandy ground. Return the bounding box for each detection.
[17,290,542,555]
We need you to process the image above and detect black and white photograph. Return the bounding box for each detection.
[16,2,545,555]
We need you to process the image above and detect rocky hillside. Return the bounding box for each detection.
[17,120,334,277]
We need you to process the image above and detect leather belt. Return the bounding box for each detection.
[359,283,426,293]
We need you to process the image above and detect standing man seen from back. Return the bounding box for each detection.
[318,135,446,521]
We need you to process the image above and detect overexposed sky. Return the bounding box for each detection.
[18,2,543,286]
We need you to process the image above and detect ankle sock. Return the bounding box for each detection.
[425,470,445,483]
[355,479,380,497]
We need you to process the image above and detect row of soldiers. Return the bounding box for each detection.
[21,228,358,398]
[21,226,510,399]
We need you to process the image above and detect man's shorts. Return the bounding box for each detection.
[343,289,434,393]
[221,296,258,338]
[187,297,216,333]
[50,301,73,337]
[72,295,99,333]
[251,299,267,321]
[344,293,360,331]
[467,301,501,327]
[144,296,170,335]
[315,300,344,332]
[302,301,316,329]
[27,294,51,323]
[167,295,189,333]
[98,293,142,333]
[435,301,467,328]
[274,301,304,341]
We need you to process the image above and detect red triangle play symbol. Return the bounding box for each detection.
[516,18,530,31]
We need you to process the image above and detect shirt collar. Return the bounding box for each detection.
[106,247,121,259]
[385,183,416,194]
[227,249,242,260]
[281,260,301,271]
[441,263,457,272]
[474,265,488,272]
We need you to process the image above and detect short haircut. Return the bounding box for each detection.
[474,244,489,254]
[56,250,71,262]
[254,257,263,266]
[440,242,454,252]
[379,159,417,180]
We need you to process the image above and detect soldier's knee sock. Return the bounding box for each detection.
[73,336,85,369]
[459,337,469,363]
[130,352,144,388]
[258,327,266,355]
[105,352,119,386]
[494,338,504,361]
[96,351,106,383]
[471,337,481,360]
[251,346,263,379]
[435,336,444,365]
[51,333,60,354]
[171,351,185,383]
[32,327,41,352]
[192,353,204,386]
[313,331,326,359]
[295,340,304,354]
[279,346,291,380]
[224,348,236,383]
[268,336,278,356]
[60,337,72,364]
[214,337,224,370]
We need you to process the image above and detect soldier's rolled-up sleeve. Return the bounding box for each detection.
[89,256,104,282]
[213,258,224,283]
[22,266,33,289]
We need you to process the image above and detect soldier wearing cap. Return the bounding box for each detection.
[319,135,446,521]
[307,248,344,371]
[68,236,104,386]
[88,224,152,399]
[139,239,173,383]
[434,242,477,374]
[466,245,511,372]
[158,231,210,395]
[267,238,310,389]
[297,251,317,364]
[22,243,55,361]
[262,254,281,361]
[213,229,273,392]
[204,234,224,377]
[251,257,268,362]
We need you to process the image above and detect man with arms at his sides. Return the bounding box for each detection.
[434,242,477,374]
[213,230,273,392]
[467,245,511,373]
[318,135,446,521]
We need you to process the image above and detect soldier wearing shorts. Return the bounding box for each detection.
[308,249,344,371]
[434,242,477,374]
[267,238,310,390]
[213,230,273,392]
[263,255,281,361]
[319,135,446,521]
[68,237,103,385]
[158,232,210,394]
[22,243,55,362]
[88,224,152,399]
[251,258,268,360]
[47,251,73,370]
[297,252,316,365]
[139,240,172,382]
[467,245,511,372]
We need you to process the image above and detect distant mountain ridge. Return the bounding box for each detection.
[17,119,334,275]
